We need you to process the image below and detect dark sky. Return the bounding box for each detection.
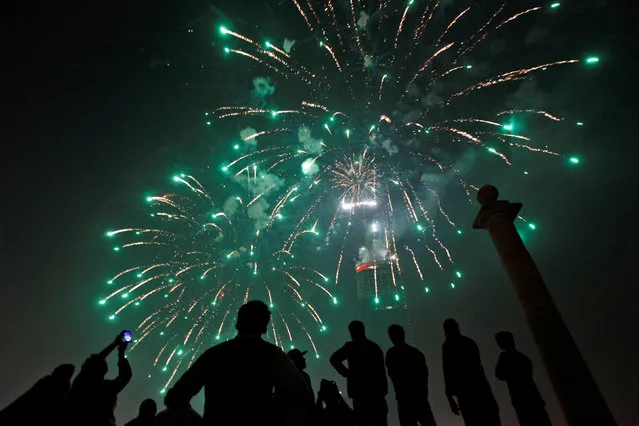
[2,0,638,425]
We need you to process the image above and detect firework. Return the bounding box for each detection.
[100,0,595,391]
[211,0,591,293]
[103,173,335,392]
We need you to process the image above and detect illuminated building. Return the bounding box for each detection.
[354,261,413,346]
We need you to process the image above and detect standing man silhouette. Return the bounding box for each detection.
[442,319,500,426]
[288,348,312,390]
[386,324,437,426]
[330,320,388,426]
[495,331,551,426]
[164,301,312,426]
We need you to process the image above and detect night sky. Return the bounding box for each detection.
[2,0,638,425]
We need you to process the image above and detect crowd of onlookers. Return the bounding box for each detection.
[0,300,551,426]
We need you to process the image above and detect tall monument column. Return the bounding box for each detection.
[473,185,616,426]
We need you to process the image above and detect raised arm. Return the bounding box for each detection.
[108,344,132,393]
[99,330,131,359]
[329,344,349,378]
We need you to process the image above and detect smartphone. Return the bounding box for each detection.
[122,330,132,343]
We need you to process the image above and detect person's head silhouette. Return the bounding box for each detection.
[348,320,366,340]
[139,398,157,419]
[388,324,406,345]
[495,331,516,351]
[51,363,75,384]
[443,318,461,338]
[82,354,108,379]
[288,348,308,370]
[236,300,271,336]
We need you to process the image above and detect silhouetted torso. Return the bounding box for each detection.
[165,335,309,426]
[67,356,132,426]
[495,350,544,409]
[300,370,312,390]
[154,407,202,426]
[317,399,355,426]
[125,415,156,426]
[331,338,388,400]
[443,335,491,395]
[0,372,71,425]
[385,343,428,400]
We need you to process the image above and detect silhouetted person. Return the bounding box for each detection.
[288,348,312,390]
[330,320,388,426]
[154,406,202,426]
[315,379,355,426]
[0,363,75,426]
[164,300,312,426]
[442,319,500,426]
[125,399,158,426]
[67,330,132,426]
[386,324,437,426]
[495,331,551,426]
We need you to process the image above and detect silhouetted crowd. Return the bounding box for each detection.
[0,300,552,426]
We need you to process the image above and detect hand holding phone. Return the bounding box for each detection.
[122,330,132,343]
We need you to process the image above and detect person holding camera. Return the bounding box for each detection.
[315,379,355,426]
[66,330,133,426]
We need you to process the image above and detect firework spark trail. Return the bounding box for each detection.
[121,241,169,249]
[286,282,304,301]
[426,245,443,270]
[379,74,389,100]
[409,1,437,57]
[498,109,563,121]
[437,7,470,45]
[216,107,268,119]
[437,198,456,228]
[496,7,542,29]
[306,303,322,324]
[302,101,328,111]
[164,358,184,390]
[265,41,290,58]
[293,316,318,356]
[324,0,345,48]
[348,0,365,56]
[405,246,424,280]
[221,28,261,49]
[457,4,505,58]
[430,126,481,144]
[229,49,285,76]
[499,138,561,156]
[292,0,313,31]
[304,0,323,32]
[279,313,293,342]
[453,60,579,97]
[304,278,335,298]
[429,65,466,88]
[217,310,231,338]
[407,42,455,87]
[322,43,342,72]
[447,118,502,127]
[271,322,280,347]
[392,3,411,61]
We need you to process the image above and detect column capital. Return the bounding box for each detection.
[473,185,522,230]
